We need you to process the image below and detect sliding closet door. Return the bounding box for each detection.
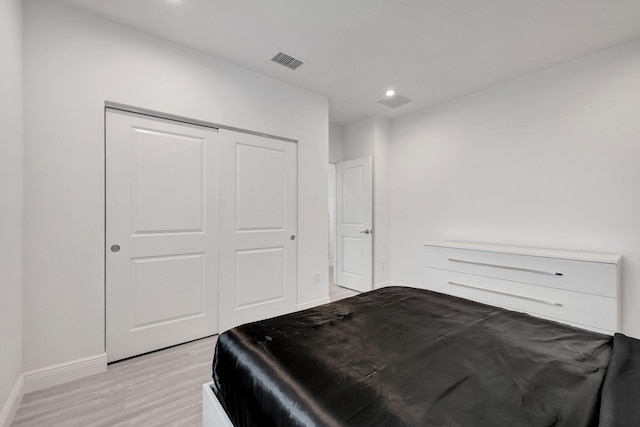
[106,110,218,362]
[219,129,298,331]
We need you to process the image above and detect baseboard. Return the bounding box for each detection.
[0,374,23,427]
[297,296,331,311]
[23,353,107,394]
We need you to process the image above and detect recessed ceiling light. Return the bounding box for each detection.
[385,89,396,97]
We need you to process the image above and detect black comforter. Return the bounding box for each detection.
[212,286,617,427]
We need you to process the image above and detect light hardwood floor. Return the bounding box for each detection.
[12,274,357,427]
[328,266,360,302]
[12,336,217,427]
[329,283,359,301]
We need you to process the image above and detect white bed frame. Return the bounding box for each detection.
[202,241,622,426]
[202,382,233,427]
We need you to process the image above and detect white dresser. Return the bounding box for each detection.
[423,241,621,334]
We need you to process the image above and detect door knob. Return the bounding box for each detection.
[110,244,121,253]
[359,229,371,235]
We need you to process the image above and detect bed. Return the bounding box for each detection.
[203,242,640,426]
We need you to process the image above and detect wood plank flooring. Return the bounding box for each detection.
[329,266,361,302]
[12,271,357,427]
[329,283,359,301]
[12,336,217,427]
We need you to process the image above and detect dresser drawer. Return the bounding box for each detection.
[423,267,616,333]
[424,245,617,297]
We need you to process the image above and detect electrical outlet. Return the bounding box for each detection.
[314,272,320,283]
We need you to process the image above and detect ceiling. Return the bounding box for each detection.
[58,0,640,124]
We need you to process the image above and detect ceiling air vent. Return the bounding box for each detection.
[377,93,412,108]
[270,51,304,70]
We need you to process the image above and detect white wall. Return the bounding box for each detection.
[390,38,640,338]
[343,116,375,161]
[23,0,329,372]
[329,123,344,163]
[373,117,391,284]
[0,0,24,419]
[328,125,344,273]
[328,164,337,270]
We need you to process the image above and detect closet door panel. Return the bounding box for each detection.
[219,129,297,331]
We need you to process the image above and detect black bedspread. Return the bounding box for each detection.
[599,333,640,427]
[212,286,613,427]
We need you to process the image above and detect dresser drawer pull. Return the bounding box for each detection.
[448,258,563,276]
[448,281,563,307]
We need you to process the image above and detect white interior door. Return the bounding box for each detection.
[337,157,373,292]
[106,110,218,362]
[219,129,298,331]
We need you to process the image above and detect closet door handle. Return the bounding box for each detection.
[448,281,563,307]
[448,258,562,276]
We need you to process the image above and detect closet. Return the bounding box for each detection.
[105,109,297,361]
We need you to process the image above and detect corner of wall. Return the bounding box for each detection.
[329,122,344,163]
[0,0,24,424]
[373,116,391,284]
[343,116,376,161]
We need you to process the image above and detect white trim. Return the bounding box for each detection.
[202,382,234,427]
[297,296,331,311]
[23,353,107,393]
[0,374,23,427]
